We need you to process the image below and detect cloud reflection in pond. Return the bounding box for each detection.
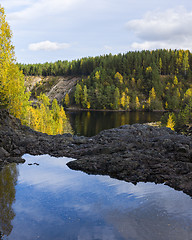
[6,154,192,240]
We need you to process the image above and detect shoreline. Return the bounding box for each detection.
[65,107,168,113]
[0,109,192,197]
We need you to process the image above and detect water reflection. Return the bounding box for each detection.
[0,164,18,238]
[66,111,163,136]
[2,155,191,240]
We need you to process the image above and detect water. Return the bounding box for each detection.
[1,154,192,240]
[66,111,163,136]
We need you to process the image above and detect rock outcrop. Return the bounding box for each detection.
[25,75,80,104]
[0,109,192,197]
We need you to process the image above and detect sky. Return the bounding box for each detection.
[1,0,192,64]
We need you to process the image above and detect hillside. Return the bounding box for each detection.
[25,76,80,104]
[19,49,192,110]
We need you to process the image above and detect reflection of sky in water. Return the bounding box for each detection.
[7,154,192,240]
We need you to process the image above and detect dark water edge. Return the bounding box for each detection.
[1,155,192,240]
[66,110,163,137]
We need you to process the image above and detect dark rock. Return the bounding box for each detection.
[0,147,10,158]
[7,157,25,163]
[13,149,21,156]
[0,109,192,197]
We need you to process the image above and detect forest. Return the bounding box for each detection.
[18,49,192,131]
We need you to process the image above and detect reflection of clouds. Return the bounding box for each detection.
[78,226,117,240]
[105,207,192,240]
[11,199,70,240]
[97,175,170,197]
[14,200,64,224]
[20,154,83,192]
[10,154,192,240]
[20,154,192,217]
[97,176,192,217]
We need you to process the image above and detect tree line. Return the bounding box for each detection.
[18,49,192,78]
[18,49,192,131]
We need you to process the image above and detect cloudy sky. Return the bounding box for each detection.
[1,0,192,63]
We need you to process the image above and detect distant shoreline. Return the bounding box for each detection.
[65,107,167,113]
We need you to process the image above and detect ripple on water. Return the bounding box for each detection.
[0,154,191,240]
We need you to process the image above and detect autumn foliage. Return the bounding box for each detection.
[0,5,71,135]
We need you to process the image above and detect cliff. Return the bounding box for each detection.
[25,76,80,103]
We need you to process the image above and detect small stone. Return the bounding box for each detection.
[0,147,10,158]
[7,157,25,163]
[13,149,21,156]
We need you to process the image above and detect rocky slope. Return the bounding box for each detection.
[25,76,80,103]
[0,110,192,197]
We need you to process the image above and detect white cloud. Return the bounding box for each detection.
[29,40,71,51]
[126,7,192,50]
[1,0,33,9]
[7,0,85,22]
[130,39,192,51]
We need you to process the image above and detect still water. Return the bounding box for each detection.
[66,111,163,136]
[1,154,192,240]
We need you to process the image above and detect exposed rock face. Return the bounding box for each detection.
[25,76,80,104]
[46,76,78,103]
[0,109,192,197]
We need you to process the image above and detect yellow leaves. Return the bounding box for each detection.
[183,51,189,75]
[173,76,178,85]
[149,87,156,100]
[114,72,123,84]
[120,92,126,108]
[135,96,140,109]
[184,88,192,99]
[176,88,180,98]
[148,97,151,105]
[166,114,175,131]
[87,102,91,109]
[125,95,130,110]
[165,101,168,109]
[64,93,70,107]
[25,97,71,135]
[131,77,135,87]
[0,5,72,135]
[120,92,130,110]
[75,83,82,105]
[0,6,30,120]
[37,92,50,107]
[0,6,14,64]
[165,82,170,91]
[146,66,152,73]
[80,58,83,66]
[176,50,183,68]
[95,71,100,80]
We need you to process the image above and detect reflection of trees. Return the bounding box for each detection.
[0,164,18,238]
[63,117,74,135]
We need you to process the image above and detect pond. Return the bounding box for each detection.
[66,110,163,137]
[1,154,192,240]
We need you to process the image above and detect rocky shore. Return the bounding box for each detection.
[0,109,192,197]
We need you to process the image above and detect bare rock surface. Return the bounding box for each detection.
[25,76,80,103]
[0,109,192,197]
